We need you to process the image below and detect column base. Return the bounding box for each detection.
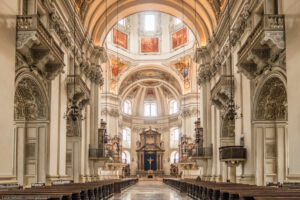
[0,175,17,184]
[238,174,255,185]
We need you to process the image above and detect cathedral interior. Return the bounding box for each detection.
[1,0,300,199]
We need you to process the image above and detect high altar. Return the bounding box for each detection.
[136,128,165,177]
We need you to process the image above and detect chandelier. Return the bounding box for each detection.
[225,0,242,121]
[65,1,84,125]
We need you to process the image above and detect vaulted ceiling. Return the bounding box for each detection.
[77,0,223,46]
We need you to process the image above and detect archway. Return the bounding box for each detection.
[14,74,49,186]
[252,75,287,186]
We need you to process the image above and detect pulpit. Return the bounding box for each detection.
[136,128,164,177]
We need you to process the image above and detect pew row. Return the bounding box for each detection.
[163,178,300,200]
[0,178,138,200]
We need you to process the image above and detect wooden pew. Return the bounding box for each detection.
[163,178,300,200]
[0,179,130,200]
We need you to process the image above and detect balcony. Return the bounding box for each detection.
[88,148,112,160]
[67,75,90,105]
[211,75,234,109]
[219,146,246,163]
[188,146,213,159]
[237,14,285,79]
[16,15,64,80]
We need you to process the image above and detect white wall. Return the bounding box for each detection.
[0,0,19,182]
[283,0,300,179]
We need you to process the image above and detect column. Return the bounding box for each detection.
[0,0,18,183]
[47,76,60,180]
[283,0,300,180]
[206,80,213,180]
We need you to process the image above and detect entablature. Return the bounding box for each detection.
[237,14,285,79]
[211,75,234,110]
[17,15,65,80]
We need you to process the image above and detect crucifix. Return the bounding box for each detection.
[147,157,154,170]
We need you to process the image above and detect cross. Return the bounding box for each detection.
[147,157,154,170]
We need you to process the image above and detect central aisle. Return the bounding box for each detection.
[111,181,192,200]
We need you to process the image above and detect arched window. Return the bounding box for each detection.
[175,18,182,25]
[169,100,178,114]
[170,151,180,164]
[170,128,180,148]
[145,14,155,31]
[144,102,157,117]
[123,100,132,115]
[122,151,131,164]
[122,128,131,148]
[118,19,125,26]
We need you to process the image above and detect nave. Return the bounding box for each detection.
[2,0,300,199]
[112,181,191,200]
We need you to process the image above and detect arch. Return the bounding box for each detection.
[119,66,183,96]
[118,64,184,94]
[253,72,287,121]
[121,79,180,101]
[14,73,49,121]
[83,0,218,47]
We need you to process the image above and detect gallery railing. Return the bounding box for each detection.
[88,148,112,159]
[219,146,246,161]
[188,145,213,158]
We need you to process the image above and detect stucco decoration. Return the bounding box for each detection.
[197,64,211,84]
[255,77,287,121]
[14,78,48,120]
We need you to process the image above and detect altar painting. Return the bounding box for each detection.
[144,152,157,171]
[113,28,128,49]
[141,38,159,53]
[172,27,187,49]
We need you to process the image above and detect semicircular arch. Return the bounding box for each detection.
[83,0,217,47]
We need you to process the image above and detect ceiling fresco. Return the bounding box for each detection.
[111,58,127,78]
[172,57,190,79]
[118,69,181,95]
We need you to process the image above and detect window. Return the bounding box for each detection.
[122,128,131,148]
[144,102,157,117]
[118,19,125,26]
[170,151,180,164]
[169,100,178,114]
[122,151,130,164]
[145,14,155,31]
[123,100,131,115]
[175,18,182,25]
[170,128,180,148]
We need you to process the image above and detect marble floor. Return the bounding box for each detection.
[111,181,192,200]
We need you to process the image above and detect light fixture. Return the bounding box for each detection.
[65,1,84,127]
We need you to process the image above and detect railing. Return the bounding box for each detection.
[238,14,285,61]
[89,148,112,159]
[188,146,213,158]
[16,15,64,64]
[219,146,246,161]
